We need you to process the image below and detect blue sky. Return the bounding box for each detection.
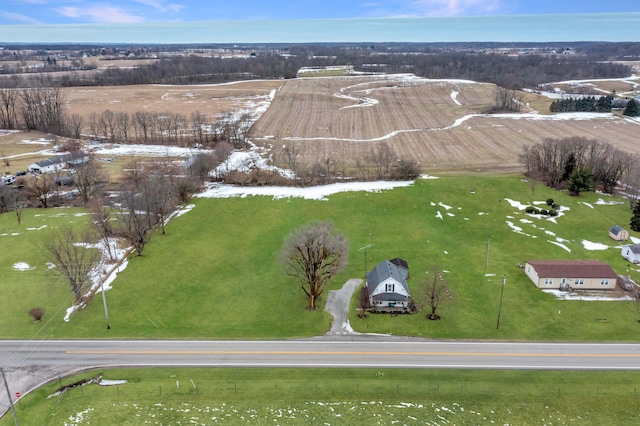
[0,0,638,25]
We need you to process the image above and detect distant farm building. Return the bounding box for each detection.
[28,152,90,174]
[524,260,618,291]
[609,225,629,241]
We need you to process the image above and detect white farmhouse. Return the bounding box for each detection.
[366,259,411,313]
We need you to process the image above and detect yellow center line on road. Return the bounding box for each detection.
[66,350,640,358]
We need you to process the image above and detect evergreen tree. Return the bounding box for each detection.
[631,200,640,232]
[623,99,639,117]
[568,167,591,196]
[562,153,577,181]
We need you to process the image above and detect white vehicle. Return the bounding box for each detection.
[1,175,16,185]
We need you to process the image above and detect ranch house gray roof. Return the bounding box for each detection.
[33,156,66,168]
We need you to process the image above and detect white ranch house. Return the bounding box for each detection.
[28,152,90,174]
[524,260,618,291]
[366,259,411,313]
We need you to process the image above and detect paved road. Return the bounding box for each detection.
[2,338,640,416]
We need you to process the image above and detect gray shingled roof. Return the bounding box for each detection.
[33,156,66,168]
[627,244,640,254]
[527,260,617,279]
[366,260,410,295]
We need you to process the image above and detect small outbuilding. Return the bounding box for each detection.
[524,260,618,291]
[622,244,640,264]
[609,225,629,241]
[367,260,412,313]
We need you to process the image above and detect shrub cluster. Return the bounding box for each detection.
[525,205,558,217]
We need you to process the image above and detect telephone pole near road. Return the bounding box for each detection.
[1,367,19,426]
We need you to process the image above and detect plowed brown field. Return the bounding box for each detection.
[64,80,283,119]
[250,75,640,174]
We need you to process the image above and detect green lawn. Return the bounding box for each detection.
[3,368,639,425]
[1,175,639,340]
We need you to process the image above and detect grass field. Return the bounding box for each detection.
[2,368,639,425]
[2,174,639,341]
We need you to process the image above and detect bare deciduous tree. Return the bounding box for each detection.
[281,222,349,310]
[623,158,640,210]
[358,284,370,318]
[71,157,108,204]
[28,174,54,208]
[46,228,101,303]
[89,200,116,261]
[490,87,525,113]
[369,142,397,180]
[146,162,178,235]
[68,114,84,140]
[114,187,153,256]
[421,265,450,320]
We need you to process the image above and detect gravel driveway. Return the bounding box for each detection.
[324,279,363,335]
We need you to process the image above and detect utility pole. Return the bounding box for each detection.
[496,274,506,330]
[1,367,19,426]
[485,234,491,268]
[100,280,110,330]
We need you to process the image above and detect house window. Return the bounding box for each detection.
[385,283,395,292]
[600,279,610,286]
[544,278,553,286]
[575,279,585,286]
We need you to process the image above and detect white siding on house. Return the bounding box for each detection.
[622,245,640,264]
[370,277,410,299]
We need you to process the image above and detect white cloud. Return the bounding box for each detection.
[134,0,184,14]
[0,10,41,24]
[411,0,503,16]
[56,5,144,23]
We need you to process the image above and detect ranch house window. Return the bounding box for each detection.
[600,279,610,286]
[575,279,585,286]
[544,278,553,286]
[385,283,395,292]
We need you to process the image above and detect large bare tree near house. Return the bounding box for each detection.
[281,222,348,310]
[46,228,101,303]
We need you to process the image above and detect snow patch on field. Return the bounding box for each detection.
[544,289,634,301]
[13,262,33,271]
[91,144,211,158]
[196,180,415,201]
[582,240,609,251]
[548,240,571,253]
[450,90,461,105]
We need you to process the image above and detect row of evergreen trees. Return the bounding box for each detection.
[549,95,613,112]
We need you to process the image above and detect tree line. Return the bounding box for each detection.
[521,137,634,194]
[0,85,254,149]
[5,47,632,91]
[549,95,613,113]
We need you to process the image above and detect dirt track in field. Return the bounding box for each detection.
[250,75,640,174]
